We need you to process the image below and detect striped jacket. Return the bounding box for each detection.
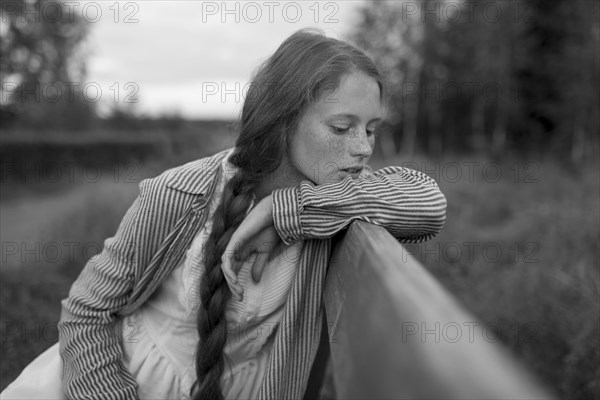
[57,147,447,400]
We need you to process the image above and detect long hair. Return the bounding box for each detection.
[191,28,385,400]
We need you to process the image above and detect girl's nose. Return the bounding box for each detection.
[350,129,373,158]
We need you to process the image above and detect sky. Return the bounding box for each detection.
[79,1,367,119]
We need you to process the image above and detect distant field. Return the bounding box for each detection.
[0,123,238,201]
[1,143,598,399]
[398,154,599,400]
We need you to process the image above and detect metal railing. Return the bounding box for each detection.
[307,221,556,400]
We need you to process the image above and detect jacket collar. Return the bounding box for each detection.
[165,147,236,195]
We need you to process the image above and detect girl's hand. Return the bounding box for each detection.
[221,194,284,300]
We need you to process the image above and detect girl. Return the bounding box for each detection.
[1,28,446,400]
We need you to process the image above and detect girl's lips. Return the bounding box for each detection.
[341,168,363,176]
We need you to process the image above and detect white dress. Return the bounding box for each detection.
[1,150,302,400]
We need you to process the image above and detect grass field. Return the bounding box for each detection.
[1,142,598,399]
[395,153,600,399]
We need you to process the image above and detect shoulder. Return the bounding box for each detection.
[126,147,236,263]
[140,147,235,196]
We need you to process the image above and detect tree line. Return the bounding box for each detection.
[351,0,599,162]
[2,0,598,162]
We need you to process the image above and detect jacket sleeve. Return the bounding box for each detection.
[271,165,447,245]
[57,180,150,400]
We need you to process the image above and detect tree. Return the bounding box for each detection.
[349,0,599,161]
[0,0,93,130]
[350,1,424,157]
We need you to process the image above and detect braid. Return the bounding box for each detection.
[191,168,259,400]
[188,28,384,399]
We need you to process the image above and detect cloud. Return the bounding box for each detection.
[83,0,365,118]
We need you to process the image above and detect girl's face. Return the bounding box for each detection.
[287,71,383,185]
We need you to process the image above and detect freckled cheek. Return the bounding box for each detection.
[303,128,334,158]
[317,136,345,171]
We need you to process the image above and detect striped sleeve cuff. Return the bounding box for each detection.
[272,186,303,245]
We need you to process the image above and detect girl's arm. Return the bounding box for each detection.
[272,165,447,245]
[221,165,446,294]
[58,184,147,400]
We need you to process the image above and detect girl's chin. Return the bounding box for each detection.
[311,171,354,186]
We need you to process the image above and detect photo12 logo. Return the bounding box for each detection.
[1,1,140,24]
[200,1,340,23]
[1,161,141,185]
[2,81,139,104]
[401,321,540,344]
[398,1,536,24]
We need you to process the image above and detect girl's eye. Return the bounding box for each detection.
[331,126,349,134]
